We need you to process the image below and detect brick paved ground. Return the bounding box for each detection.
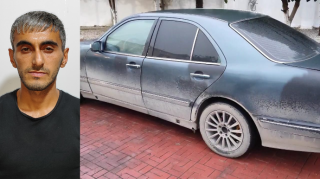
[80,99,320,179]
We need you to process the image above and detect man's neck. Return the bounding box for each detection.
[16,82,60,118]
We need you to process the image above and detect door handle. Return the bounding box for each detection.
[126,64,141,69]
[190,73,210,79]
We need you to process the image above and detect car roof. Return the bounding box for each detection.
[139,9,266,23]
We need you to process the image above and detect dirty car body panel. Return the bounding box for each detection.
[141,17,226,124]
[80,9,320,154]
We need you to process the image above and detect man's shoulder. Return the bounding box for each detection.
[0,90,17,105]
[60,90,79,109]
[61,90,79,103]
[58,90,79,123]
[0,90,17,116]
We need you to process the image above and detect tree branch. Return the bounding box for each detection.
[289,0,300,22]
[196,0,203,8]
[281,0,289,13]
[281,0,290,25]
[109,0,117,25]
[160,0,165,10]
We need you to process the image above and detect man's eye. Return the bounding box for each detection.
[21,48,30,52]
[44,47,54,51]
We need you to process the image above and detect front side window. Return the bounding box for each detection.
[153,20,197,60]
[192,30,220,63]
[106,20,155,55]
[231,16,320,62]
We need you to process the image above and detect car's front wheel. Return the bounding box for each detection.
[199,102,256,158]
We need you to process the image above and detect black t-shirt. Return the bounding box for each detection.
[0,89,80,179]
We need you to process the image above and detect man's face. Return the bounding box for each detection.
[9,28,69,91]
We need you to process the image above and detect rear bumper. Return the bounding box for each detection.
[256,117,320,153]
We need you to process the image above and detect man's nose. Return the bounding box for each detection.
[32,49,44,68]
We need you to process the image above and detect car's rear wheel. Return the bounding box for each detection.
[199,102,255,158]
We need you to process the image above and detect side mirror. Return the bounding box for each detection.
[90,41,102,52]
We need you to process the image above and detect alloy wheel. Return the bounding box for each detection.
[204,111,244,152]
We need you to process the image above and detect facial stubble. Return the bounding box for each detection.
[17,58,63,91]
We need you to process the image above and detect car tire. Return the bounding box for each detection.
[199,102,255,158]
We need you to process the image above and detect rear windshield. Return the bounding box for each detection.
[231,16,320,63]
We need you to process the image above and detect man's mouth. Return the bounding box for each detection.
[28,71,47,77]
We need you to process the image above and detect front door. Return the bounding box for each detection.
[85,18,157,108]
[141,19,226,120]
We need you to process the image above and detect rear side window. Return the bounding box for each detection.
[192,30,220,63]
[231,16,320,62]
[153,20,197,60]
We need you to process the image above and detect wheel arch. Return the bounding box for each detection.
[195,96,261,143]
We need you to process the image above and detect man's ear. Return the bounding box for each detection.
[60,48,69,68]
[8,49,17,68]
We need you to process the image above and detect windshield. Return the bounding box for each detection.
[231,16,320,63]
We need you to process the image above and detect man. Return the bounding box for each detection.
[0,11,79,179]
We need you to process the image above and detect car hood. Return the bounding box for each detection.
[284,55,320,71]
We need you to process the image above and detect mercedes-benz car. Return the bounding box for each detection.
[80,9,320,158]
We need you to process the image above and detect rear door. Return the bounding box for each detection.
[141,18,226,120]
[85,18,157,109]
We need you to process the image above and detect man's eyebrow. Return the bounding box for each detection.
[16,41,33,48]
[40,41,58,47]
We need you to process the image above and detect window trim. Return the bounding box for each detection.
[100,17,158,57]
[149,17,224,65]
[191,29,221,64]
[103,51,145,58]
[229,16,319,64]
[230,18,282,64]
[190,28,199,61]
[146,56,221,66]
[151,19,197,61]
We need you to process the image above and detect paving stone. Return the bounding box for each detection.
[81,97,320,179]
